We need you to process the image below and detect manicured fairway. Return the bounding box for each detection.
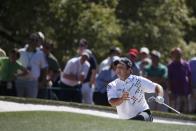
[0,111,195,131]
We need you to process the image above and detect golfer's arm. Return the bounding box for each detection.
[155,84,164,97]
[109,98,123,106]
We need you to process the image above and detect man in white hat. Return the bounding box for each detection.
[61,49,90,102]
[136,47,151,76]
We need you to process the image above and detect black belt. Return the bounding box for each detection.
[143,109,151,115]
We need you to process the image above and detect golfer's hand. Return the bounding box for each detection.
[121,91,130,100]
[155,96,164,104]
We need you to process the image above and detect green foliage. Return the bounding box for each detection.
[0,0,196,63]
[0,0,55,48]
[185,0,196,43]
[77,3,122,60]
[46,0,87,60]
[83,0,119,8]
[117,0,190,53]
[178,42,196,60]
[45,1,122,62]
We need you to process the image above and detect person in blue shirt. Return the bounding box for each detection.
[93,56,120,106]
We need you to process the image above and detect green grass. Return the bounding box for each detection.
[0,96,196,121]
[0,111,195,131]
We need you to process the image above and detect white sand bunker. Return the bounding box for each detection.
[0,100,195,126]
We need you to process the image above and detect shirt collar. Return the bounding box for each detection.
[118,75,132,84]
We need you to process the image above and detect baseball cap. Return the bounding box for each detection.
[109,46,121,55]
[112,56,120,65]
[119,57,132,68]
[81,50,90,59]
[112,56,120,62]
[151,50,161,58]
[140,47,149,55]
[28,32,45,44]
[128,48,139,57]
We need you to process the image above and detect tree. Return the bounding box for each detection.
[185,0,196,43]
[0,0,195,62]
[0,0,55,49]
[116,0,191,55]
[45,1,122,61]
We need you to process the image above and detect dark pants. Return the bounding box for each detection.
[93,92,110,106]
[38,88,58,100]
[130,109,153,122]
[59,83,82,103]
[0,81,16,96]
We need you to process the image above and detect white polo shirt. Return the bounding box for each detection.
[107,75,156,119]
[17,48,48,80]
[61,57,90,86]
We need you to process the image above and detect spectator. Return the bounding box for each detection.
[77,39,97,104]
[136,47,151,76]
[140,47,150,60]
[99,46,121,72]
[38,40,61,99]
[168,47,192,113]
[81,49,97,104]
[189,56,196,113]
[0,49,27,96]
[60,50,90,103]
[144,50,168,112]
[23,32,45,51]
[15,33,48,98]
[42,40,60,85]
[94,56,120,106]
[128,48,140,76]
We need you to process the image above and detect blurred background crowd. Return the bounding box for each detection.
[0,32,196,114]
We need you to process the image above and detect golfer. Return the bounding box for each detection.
[107,57,164,121]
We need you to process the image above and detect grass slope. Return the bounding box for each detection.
[0,111,195,131]
[0,96,196,121]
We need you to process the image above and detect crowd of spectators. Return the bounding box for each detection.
[0,32,195,114]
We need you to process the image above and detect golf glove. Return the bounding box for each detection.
[155,96,164,104]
